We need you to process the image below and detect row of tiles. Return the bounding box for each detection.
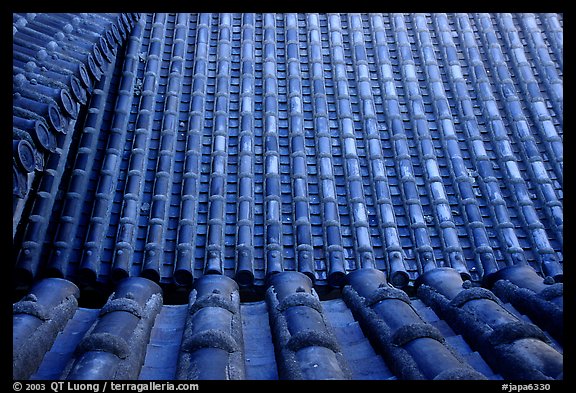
[13,13,139,241]
[13,13,139,196]
[14,264,563,380]
[13,13,563,292]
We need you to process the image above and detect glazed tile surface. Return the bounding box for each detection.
[13,13,563,381]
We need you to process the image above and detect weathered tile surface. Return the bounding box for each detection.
[13,13,563,381]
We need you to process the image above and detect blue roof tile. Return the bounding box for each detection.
[416,267,562,380]
[13,278,80,380]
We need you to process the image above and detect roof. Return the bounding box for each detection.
[13,12,563,381]
[15,270,563,380]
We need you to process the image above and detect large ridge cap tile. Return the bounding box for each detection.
[13,278,80,380]
[266,271,351,380]
[177,274,245,380]
[416,267,562,380]
[62,277,162,380]
[343,268,486,380]
[484,264,563,344]
[483,264,558,293]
